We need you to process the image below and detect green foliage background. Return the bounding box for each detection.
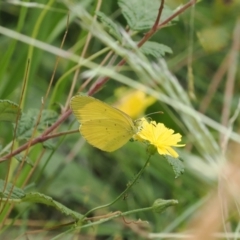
[0,0,240,239]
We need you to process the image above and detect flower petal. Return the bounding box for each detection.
[135,118,185,158]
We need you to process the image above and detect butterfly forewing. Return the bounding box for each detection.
[71,96,132,123]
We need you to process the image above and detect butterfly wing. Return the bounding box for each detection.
[70,95,137,152]
[71,95,133,123]
[80,119,135,152]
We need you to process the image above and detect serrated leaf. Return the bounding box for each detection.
[16,109,58,140]
[0,100,21,122]
[0,183,84,221]
[22,192,84,220]
[118,0,175,31]
[96,11,122,41]
[164,155,184,178]
[0,179,25,199]
[140,41,172,57]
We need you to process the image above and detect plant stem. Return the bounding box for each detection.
[82,154,152,219]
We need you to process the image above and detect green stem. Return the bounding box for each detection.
[82,155,152,219]
[80,199,178,229]
[52,198,178,240]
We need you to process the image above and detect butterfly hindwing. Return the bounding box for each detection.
[80,119,135,152]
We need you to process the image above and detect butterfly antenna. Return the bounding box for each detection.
[135,111,163,127]
[144,111,163,118]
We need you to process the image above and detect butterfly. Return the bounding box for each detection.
[70,95,139,152]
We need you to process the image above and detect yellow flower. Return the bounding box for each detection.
[135,118,185,158]
[114,88,156,119]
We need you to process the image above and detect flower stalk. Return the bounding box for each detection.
[82,154,152,220]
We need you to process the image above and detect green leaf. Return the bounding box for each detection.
[16,109,58,140]
[0,180,84,221]
[164,155,184,178]
[152,198,178,213]
[0,100,21,122]
[22,192,84,220]
[140,41,172,57]
[118,0,175,31]
[0,179,25,199]
[96,11,122,41]
[42,139,56,150]
[14,154,34,167]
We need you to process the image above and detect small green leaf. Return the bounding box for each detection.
[118,0,175,31]
[140,41,172,57]
[0,100,21,122]
[164,155,184,178]
[42,139,56,150]
[96,11,122,41]
[14,154,34,167]
[16,109,58,140]
[22,192,84,220]
[152,198,178,213]
[0,179,25,199]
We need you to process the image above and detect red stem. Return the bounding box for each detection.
[0,109,72,162]
[88,0,197,95]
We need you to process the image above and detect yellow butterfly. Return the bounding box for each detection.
[70,95,139,152]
